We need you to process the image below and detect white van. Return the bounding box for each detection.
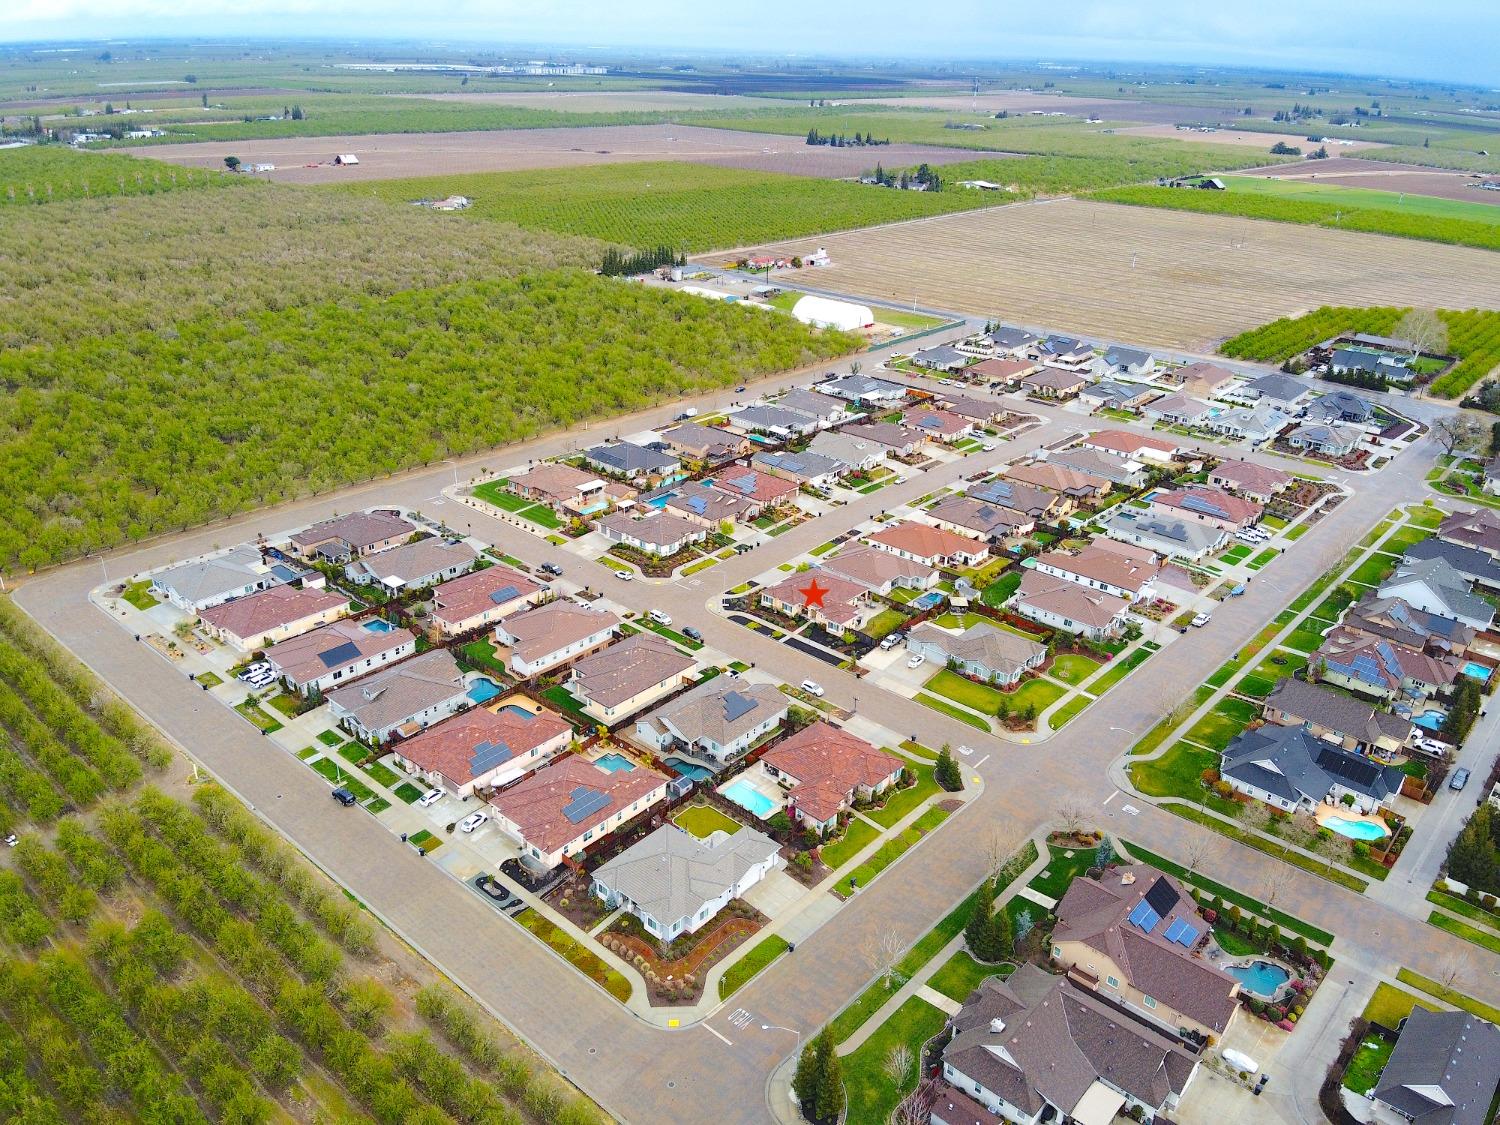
[649,610,672,627]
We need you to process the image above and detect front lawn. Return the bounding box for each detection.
[925,668,1005,713]
[233,698,284,734]
[393,782,425,804]
[517,910,631,1002]
[718,934,789,1000]
[1348,555,1396,587]
[1362,982,1435,1027]
[316,729,343,746]
[1130,741,1241,816]
[195,671,223,689]
[365,760,402,789]
[1341,1033,1394,1094]
[915,693,991,730]
[122,580,159,609]
[927,952,1013,1002]
[867,764,941,828]
[1182,699,1256,751]
[841,997,948,1125]
[1027,844,1098,901]
[1049,653,1103,686]
[1428,911,1500,955]
[1087,646,1153,694]
[1049,694,1090,729]
[310,757,373,801]
[819,817,879,870]
[1005,677,1066,715]
[1396,969,1500,1024]
[674,804,743,839]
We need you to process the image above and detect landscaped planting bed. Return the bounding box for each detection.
[718,934,790,1001]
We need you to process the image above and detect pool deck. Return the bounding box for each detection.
[1313,801,1390,839]
[717,765,787,819]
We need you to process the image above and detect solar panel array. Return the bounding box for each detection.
[562,785,611,825]
[687,495,708,515]
[488,584,521,605]
[722,691,758,724]
[1181,493,1230,519]
[1128,899,1161,934]
[319,639,363,668]
[1162,918,1200,947]
[1144,877,1180,917]
[726,473,757,493]
[468,739,515,776]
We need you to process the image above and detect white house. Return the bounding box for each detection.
[494,600,619,678]
[150,545,282,612]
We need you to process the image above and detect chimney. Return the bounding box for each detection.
[989,1018,1006,1034]
[1120,871,1136,885]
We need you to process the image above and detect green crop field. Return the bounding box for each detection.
[336,161,1008,253]
[0,144,245,204]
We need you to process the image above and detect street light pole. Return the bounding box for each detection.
[761,1023,801,1056]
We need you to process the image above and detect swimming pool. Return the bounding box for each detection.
[594,752,636,773]
[1413,710,1446,730]
[466,678,501,704]
[912,592,944,611]
[1226,960,1290,999]
[645,492,676,510]
[1323,815,1390,841]
[495,703,533,719]
[721,778,776,818]
[665,757,714,782]
[362,619,395,634]
[1462,661,1493,683]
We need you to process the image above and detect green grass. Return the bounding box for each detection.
[516,909,631,1003]
[1027,845,1099,901]
[718,934,790,1001]
[846,825,925,890]
[865,607,909,641]
[540,685,591,726]
[408,829,441,853]
[1220,545,1253,564]
[1427,889,1500,932]
[1130,741,1241,815]
[840,997,948,1125]
[336,742,369,767]
[673,804,743,839]
[1247,548,1279,570]
[295,746,319,761]
[867,765,941,828]
[469,481,566,529]
[980,569,1023,607]
[1049,653,1103,686]
[927,952,1013,1003]
[233,698,284,734]
[1087,646,1153,695]
[1006,677,1066,714]
[364,760,402,789]
[365,797,390,815]
[1129,686,1217,756]
[1166,805,1368,892]
[1348,555,1396,587]
[0,145,245,204]
[316,729,344,747]
[1341,1033,1395,1094]
[309,757,374,801]
[1397,969,1500,1025]
[924,668,1006,713]
[393,782,425,804]
[1363,982,1436,1028]
[819,817,880,870]
[1048,694,1091,729]
[459,638,510,678]
[339,161,1004,254]
[1427,911,1500,955]
[194,672,223,688]
[1382,526,1432,553]
[1282,624,1330,654]
[1182,698,1258,751]
[915,693,991,731]
[122,580,159,609]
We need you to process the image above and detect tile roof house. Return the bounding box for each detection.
[508,463,635,514]
[1286,422,1362,457]
[493,600,619,678]
[1438,508,1500,560]
[1201,402,1291,446]
[1080,429,1185,465]
[840,421,923,456]
[1315,625,1460,702]
[1150,486,1262,532]
[1372,1008,1500,1125]
[1051,864,1239,1037]
[566,634,697,725]
[939,392,1008,423]
[708,466,800,515]
[591,823,783,941]
[344,538,477,591]
[597,510,707,558]
[288,509,413,564]
[901,407,974,442]
[758,722,905,830]
[759,567,874,629]
[751,449,844,489]
[658,422,749,463]
[1047,448,1147,487]
[1035,543,1161,602]
[968,478,1073,520]
[265,618,417,696]
[1081,380,1158,413]
[926,496,1034,541]
[1404,537,1500,590]
[727,403,821,438]
[1004,460,1113,501]
[1221,723,1406,814]
[1012,570,1131,640]
[150,545,283,612]
[1173,360,1237,398]
[818,374,910,405]
[633,674,788,766]
[1238,372,1314,410]
[1345,594,1476,657]
[1262,678,1413,757]
[198,584,349,652]
[1208,459,1293,502]
[806,429,890,473]
[1142,392,1213,426]
[1304,389,1377,426]
[582,441,680,482]
[773,388,848,427]
[1020,367,1086,399]
[392,702,572,796]
[1101,510,1226,562]
[1379,557,1495,631]
[326,648,470,743]
[939,963,1201,1125]
[428,564,546,638]
[489,755,670,872]
[907,621,1046,687]
[966,357,1043,386]
[662,481,752,528]
[818,544,938,595]
[866,521,991,568]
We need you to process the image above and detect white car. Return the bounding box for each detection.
[800,679,825,697]
[459,812,488,834]
[615,569,634,581]
[907,652,926,669]
[1191,612,1211,627]
[237,663,271,682]
[980,441,996,452]
[649,609,672,626]
[417,788,444,808]
[1416,737,1451,757]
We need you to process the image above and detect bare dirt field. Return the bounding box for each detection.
[716,199,1500,351]
[1114,124,1387,152]
[409,91,785,113]
[1237,157,1500,206]
[133,123,990,183]
[855,92,1235,126]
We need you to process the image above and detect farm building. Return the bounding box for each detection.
[791,295,874,332]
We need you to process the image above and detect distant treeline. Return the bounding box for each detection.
[805,128,890,147]
[600,245,684,276]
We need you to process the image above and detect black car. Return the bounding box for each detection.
[683,626,703,642]
[1450,768,1471,792]
[539,562,563,576]
[331,787,357,806]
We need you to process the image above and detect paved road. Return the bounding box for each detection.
[14,344,1500,1124]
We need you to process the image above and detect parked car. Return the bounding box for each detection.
[649,609,673,626]
[682,626,703,642]
[980,441,996,452]
[417,788,444,808]
[879,633,902,651]
[1450,768,1471,792]
[907,652,926,669]
[615,569,634,581]
[237,662,271,682]
[735,385,746,392]
[331,787,357,807]
[1416,737,1451,758]
[539,561,563,576]
[675,407,699,420]
[459,811,489,833]
[800,679,825,697]
[1191,612,1211,627]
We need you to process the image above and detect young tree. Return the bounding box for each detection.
[1056,801,1087,838]
[862,929,904,990]
[935,745,962,792]
[883,1043,913,1085]
[1094,836,1114,869]
[1013,906,1034,951]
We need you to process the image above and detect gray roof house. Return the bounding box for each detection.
[590,824,782,941]
[150,545,281,612]
[325,648,470,743]
[1047,448,1147,487]
[633,674,787,766]
[727,403,820,437]
[582,442,680,481]
[1099,344,1155,376]
[1238,373,1314,409]
[818,374,910,404]
[907,621,1046,687]
[1371,1008,1500,1123]
[344,538,476,590]
[910,344,969,371]
[1304,390,1377,425]
[1143,393,1213,426]
[1403,537,1500,590]
[1039,335,1093,365]
[596,510,706,558]
[1102,510,1225,561]
[807,429,889,472]
[1286,422,1362,457]
[1201,403,1290,445]
[1081,379,1158,412]
[986,325,1040,354]
[1331,347,1413,383]
[1221,724,1405,815]
[1379,557,1496,631]
[751,449,844,488]
[1262,678,1413,756]
[773,388,847,427]
[1346,594,1476,656]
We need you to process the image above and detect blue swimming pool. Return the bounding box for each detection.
[645,492,676,510]
[721,778,775,819]
[495,703,533,718]
[467,678,502,703]
[576,501,609,516]
[1322,815,1390,841]
[1227,960,1290,999]
[1413,710,1446,730]
[912,592,944,611]
[1462,661,1493,683]
[362,619,395,634]
[665,757,714,782]
[594,752,636,773]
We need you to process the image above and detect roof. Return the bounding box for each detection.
[901,407,970,436]
[1374,1007,1500,1125]
[1176,361,1237,392]
[1038,543,1160,595]
[1404,537,1500,588]
[597,509,703,551]
[987,325,1039,349]
[968,478,1062,518]
[584,441,678,474]
[1085,429,1182,457]
[646,673,787,748]
[592,824,780,930]
[1048,448,1143,484]
[911,344,967,366]
[347,538,476,585]
[1053,864,1238,1033]
[867,520,986,560]
[1104,345,1153,368]
[807,429,888,468]
[841,421,921,449]
[751,449,844,481]
[819,374,908,400]
[1263,678,1413,746]
[968,357,1039,382]
[1346,594,1477,653]
[774,388,845,417]
[397,704,572,786]
[265,617,414,685]
[1305,389,1377,424]
[762,722,904,822]
[1210,459,1293,495]
[498,600,619,665]
[1021,367,1086,391]
[1146,392,1212,419]
[729,404,817,432]
[1244,373,1311,404]
[198,584,347,640]
[290,510,413,551]
[153,545,272,605]
[1317,625,1460,691]
[1152,486,1262,526]
[1004,461,1111,496]
[928,496,1029,538]
[325,648,466,733]
[1381,558,1495,626]
[659,422,744,457]
[509,462,604,500]
[939,392,1006,421]
[1016,570,1130,629]
[1288,422,1361,450]
[663,482,749,524]
[1439,509,1500,556]
[1104,511,1223,555]
[569,634,696,709]
[1222,724,1405,805]
[908,620,1045,678]
[1209,403,1291,439]
[761,567,870,626]
[430,564,543,628]
[1087,380,1154,408]
[819,544,936,590]
[1041,334,1090,358]
[1333,347,1410,376]
[489,754,669,854]
[708,466,800,505]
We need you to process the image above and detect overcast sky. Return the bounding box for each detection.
[3,1,1497,87]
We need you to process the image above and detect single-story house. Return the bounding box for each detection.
[1079,429,1185,465]
[1439,508,1500,560]
[773,388,848,428]
[591,824,782,941]
[818,544,938,594]
[1142,393,1213,427]
[489,755,670,872]
[708,466,801,516]
[1149,486,1262,532]
[909,344,970,372]
[1372,1008,1500,1125]
[807,429,890,473]
[1174,360,1237,399]
[150,545,283,612]
[658,422,750,463]
[1038,335,1094,370]
[1261,678,1413,758]
[985,325,1040,356]
[429,564,546,639]
[288,509,413,564]
[1221,723,1406,814]
[1003,461,1112,502]
[1315,625,1459,702]
[751,449,844,490]
[758,722,905,832]
[1331,347,1412,384]
[1020,367,1086,400]
[197,584,349,652]
[966,357,1042,388]
[567,634,698,725]
[344,538,476,591]
[633,674,787,765]
[1236,373,1314,411]
[1101,510,1226,562]
[1403,536,1500,590]
[392,701,572,796]
[925,496,1033,542]
[1097,344,1156,378]
[508,463,636,515]
[582,441,680,482]
[265,618,416,697]
[1034,542,1160,602]
[1081,380,1157,413]
[759,567,874,630]
[1345,594,1475,657]
[906,621,1045,687]
[493,600,620,678]
[662,482,751,528]
[968,478,1071,520]
[1046,448,1147,488]
[939,392,1007,424]
[1286,422,1362,458]
[326,648,470,743]
[866,521,991,568]
[597,510,707,558]
[1303,390,1377,426]
[1012,569,1131,639]
[901,407,975,443]
[727,403,821,439]
[1201,403,1290,446]
[818,374,910,406]
[1208,459,1293,502]
[1378,557,1495,631]
[839,422,923,457]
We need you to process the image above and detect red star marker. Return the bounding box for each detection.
[798,578,830,609]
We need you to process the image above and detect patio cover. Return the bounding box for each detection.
[1071,1083,1127,1125]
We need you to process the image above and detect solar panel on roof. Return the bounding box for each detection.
[722,691,758,724]
[318,639,363,668]
[688,496,708,515]
[1173,921,1199,947]
[1143,877,1180,917]
[468,740,515,776]
[1162,918,1186,943]
[1128,900,1160,934]
[488,584,521,604]
[562,785,611,825]
[728,473,756,492]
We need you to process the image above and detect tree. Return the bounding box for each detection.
[1432,415,1483,458]
[965,877,999,960]
[1014,906,1034,950]
[1056,801,1087,838]
[1094,836,1114,869]
[862,930,904,990]
[813,1036,846,1124]
[1396,307,1448,363]
[883,1043,913,1085]
[223,156,241,172]
[791,1033,823,1111]
[1262,867,1293,918]
[935,745,962,792]
[1446,806,1498,895]
[1489,420,1500,457]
